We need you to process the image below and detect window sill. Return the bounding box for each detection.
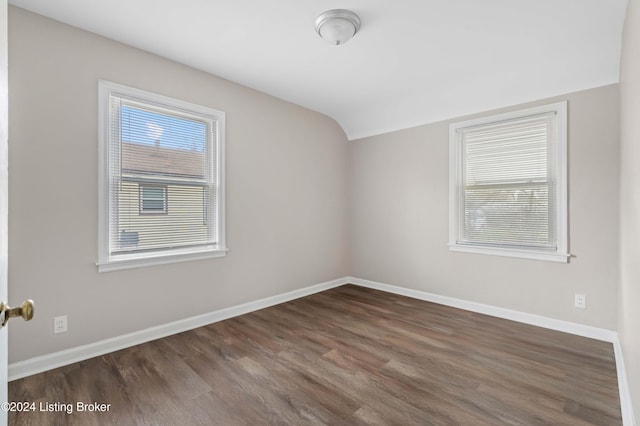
[448,243,569,263]
[97,246,228,272]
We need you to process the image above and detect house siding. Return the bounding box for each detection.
[117,182,210,251]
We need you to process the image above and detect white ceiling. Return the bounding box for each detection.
[9,0,628,140]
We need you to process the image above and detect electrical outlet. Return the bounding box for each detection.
[574,294,586,309]
[53,315,68,334]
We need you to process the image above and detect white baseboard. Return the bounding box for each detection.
[614,336,637,426]
[347,276,634,425]
[8,277,350,381]
[347,277,617,342]
[9,275,635,426]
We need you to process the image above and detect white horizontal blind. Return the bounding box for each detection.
[108,94,217,256]
[458,113,557,249]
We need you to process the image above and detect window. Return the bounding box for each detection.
[140,185,167,214]
[98,81,226,271]
[449,102,568,262]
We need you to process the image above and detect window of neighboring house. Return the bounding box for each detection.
[98,80,226,272]
[140,185,167,214]
[448,102,568,262]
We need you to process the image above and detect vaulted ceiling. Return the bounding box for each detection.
[9,0,628,140]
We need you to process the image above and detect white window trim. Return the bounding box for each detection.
[448,102,569,263]
[97,80,227,272]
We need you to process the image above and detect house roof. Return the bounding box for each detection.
[10,0,628,140]
[121,142,205,180]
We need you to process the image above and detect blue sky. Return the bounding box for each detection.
[121,105,207,152]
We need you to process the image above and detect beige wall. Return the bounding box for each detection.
[619,0,640,421]
[7,7,349,362]
[349,84,620,330]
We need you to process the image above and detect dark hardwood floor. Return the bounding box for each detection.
[8,285,621,425]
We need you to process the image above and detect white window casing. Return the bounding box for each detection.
[98,81,226,271]
[449,102,569,262]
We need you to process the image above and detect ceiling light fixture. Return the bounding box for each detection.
[315,9,361,45]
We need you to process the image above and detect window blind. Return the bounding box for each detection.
[108,95,217,256]
[458,113,557,249]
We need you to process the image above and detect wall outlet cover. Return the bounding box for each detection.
[574,294,586,309]
[53,315,68,334]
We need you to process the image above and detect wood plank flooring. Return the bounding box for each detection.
[8,285,621,425]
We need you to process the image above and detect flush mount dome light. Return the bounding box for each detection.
[315,9,361,45]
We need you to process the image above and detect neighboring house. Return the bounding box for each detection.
[117,141,209,252]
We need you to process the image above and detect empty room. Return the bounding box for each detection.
[0,0,638,425]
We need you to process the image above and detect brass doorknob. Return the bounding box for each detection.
[0,300,35,327]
